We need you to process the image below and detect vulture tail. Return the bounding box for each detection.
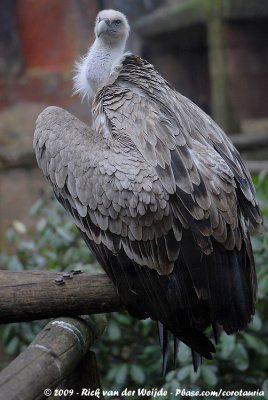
[79,229,216,369]
[175,329,215,360]
[158,323,204,373]
[157,322,170,375]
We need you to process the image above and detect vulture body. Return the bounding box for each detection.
[34,10,262,369]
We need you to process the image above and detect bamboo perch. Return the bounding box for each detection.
[0,315,106,400]
[61,351,103,400]
[0,270,124,324]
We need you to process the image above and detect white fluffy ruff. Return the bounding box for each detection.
[73,53,93,102]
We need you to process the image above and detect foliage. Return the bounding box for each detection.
[0,176,268,399]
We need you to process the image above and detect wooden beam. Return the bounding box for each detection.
[0,270,123,324]
[0,315,106,400]
[244,161,268,176]
[229,132,268,152]
[207,0,238,132]
[222,0,268,19]
[135,0,268,38]
[135,0,207,37]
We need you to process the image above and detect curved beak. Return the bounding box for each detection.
[96,19,109,37]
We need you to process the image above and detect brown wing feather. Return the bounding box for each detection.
[34,106,182,275]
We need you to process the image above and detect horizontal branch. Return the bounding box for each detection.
[0,315,106,400]
[0,270,124,324]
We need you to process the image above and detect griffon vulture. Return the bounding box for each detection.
[34,10,263,371]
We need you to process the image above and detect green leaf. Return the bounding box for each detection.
[201,366,218,386]
[258,274,268,299]
[37,218,47,232]
[177,343,191,363]
[107,320,121,340]
[177,365,191,381]
[1,325,13,343]
[5,228,15,243]
[7,256,23,271]
[249,312,262,331]
[165,370,176,382]
[13,220,27,234]
[218,332,236,359]
[143,344,159,356]
[251,235,264,253]
[243,333,268,354]
[166,379,181,396]
[190,365,201,383]
[19,241,36,252]
[20,323,36,342]
[30,198,45,215]
[6,336,19,356]
[130,365,145,384]
[115,364,128,385]
[55,227,74,242]
[115,313,132,326]
[106,366,119,382]
[233,343,249,371]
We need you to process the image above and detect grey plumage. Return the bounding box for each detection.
[34,10,263,370]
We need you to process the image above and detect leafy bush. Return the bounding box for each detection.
[0,176,268,399]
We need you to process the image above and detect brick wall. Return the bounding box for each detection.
[0,0,97,115]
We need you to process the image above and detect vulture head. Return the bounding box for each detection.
[94,9,130,45]
[73,9,130,101]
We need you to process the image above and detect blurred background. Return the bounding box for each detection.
[0,0,268,397]
[1,0,268,242]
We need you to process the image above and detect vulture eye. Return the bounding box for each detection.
[114,19,122,26]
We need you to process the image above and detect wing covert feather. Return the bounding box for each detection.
[34,106,182,274]
[93,55,262,254]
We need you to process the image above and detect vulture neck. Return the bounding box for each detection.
[86,38,126,96]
